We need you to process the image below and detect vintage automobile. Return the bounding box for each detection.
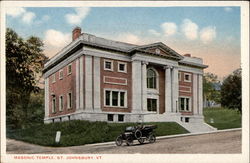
[115,124,157,146]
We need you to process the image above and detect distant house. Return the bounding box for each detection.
[43,27,217,132]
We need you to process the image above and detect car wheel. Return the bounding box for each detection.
[115,136,123,146]
[148,134,156,143]
[135,129,142,139]
[126,136,133,146]
[138,138,145,144]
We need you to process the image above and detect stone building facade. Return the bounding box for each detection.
[43,27,216,133]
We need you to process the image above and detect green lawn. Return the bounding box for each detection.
[203,107,242,130]
[7,121,188,147]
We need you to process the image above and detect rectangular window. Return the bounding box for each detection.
[147,99,157,112]
[118,62,127,73]
[105,90,127,107]
[105,90,111,106]
[120,92,125,107]
[59,69,63,80]
[118,115,124,122]
[112,91,119,106]
[52,95,56,113]
[104,60,113,71]
[52,74,56,83]
[179,97,191,111]
[68,64,72,75]
[59,95,63,111]
[107,114,114,121]
[67,92,72,109]
[184,73,191,82]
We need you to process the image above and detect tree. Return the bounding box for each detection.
[203,72,221,106]
[6,28,48,128]
[221,68,242,112]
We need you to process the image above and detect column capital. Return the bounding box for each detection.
[163,65,172,69]
[142,61,148,65]
[173,66,179,69]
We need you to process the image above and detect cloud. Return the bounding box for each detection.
[200,26,216,44]
[44,29,71,48]
[6,7,36,24]
[116,33,142,45]
[22,12,36,24]
[181,19,199,40]
[148,29,160,36]
[65,7,90,25]
[35,15,50,25]
[224,7,232,12]
[6,7,26,17]
[161,22,177,36]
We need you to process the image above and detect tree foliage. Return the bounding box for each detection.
[203,72,221,104]
[221,68,242,112]
[6,28,48,128]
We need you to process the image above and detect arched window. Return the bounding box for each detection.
[147,69,157,89]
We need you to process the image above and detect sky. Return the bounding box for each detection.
[6,7,241,80]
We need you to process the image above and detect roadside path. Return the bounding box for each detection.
[6,129,241,154]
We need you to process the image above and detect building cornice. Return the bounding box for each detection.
[179,61,208,69]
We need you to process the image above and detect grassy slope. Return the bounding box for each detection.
[7,121,188,147]
[203,107,242,130]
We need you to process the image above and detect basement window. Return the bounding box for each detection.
[118,115,124,122]
[107,114,114,121]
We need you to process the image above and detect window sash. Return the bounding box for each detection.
[179,97,190,111]
[59,70,63,79]
[112,91,119,106]
[68,64,72,75]
[59,96,63,111]
[147,69,157,89]
[104,60,113,71]
[52,97,56,113]
[120,92,125,107]
[147,99,157,112]
[105,90,126,107]
[67,93,72,109]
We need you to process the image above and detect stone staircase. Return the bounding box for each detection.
[143,113,217,133]
[177,121,217,133]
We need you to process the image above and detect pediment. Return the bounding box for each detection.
[131,42,184,60]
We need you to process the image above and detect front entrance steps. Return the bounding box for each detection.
[142,113,217,133]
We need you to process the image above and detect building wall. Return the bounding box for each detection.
[154,66,165,114]
[48,61,76,117]
[100,58,132,113]
[178,70,193,115]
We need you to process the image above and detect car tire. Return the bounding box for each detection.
[126,136,133,146]
[135,129,142,139]
[115,136,123,146]
[138,138,145,144]
[148,134,156,143]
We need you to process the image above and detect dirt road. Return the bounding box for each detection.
[6,129,241,154]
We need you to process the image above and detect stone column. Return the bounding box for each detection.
[85,55,93,111]
[132,60,142,113]
[44,77,49,118]
[75,58,80,110]
[141,61,148,112]
[193,73,198,114]
[172,67,179,113]
[198,74,203,115]
[164,66,172,113]
[93,56,101,111]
